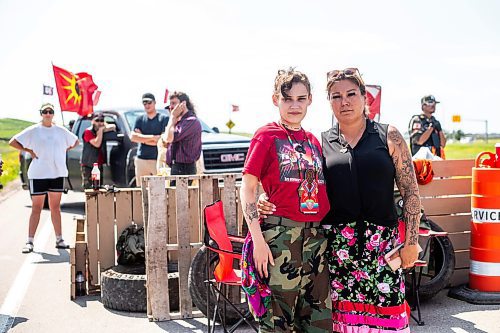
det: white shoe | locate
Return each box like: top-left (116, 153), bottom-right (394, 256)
top-left (22, 242), bottom-right (34, 253)
top-left (55, 239), bottom-right (70, 249)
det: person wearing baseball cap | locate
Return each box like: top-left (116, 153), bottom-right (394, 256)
top-left (408, 94), bottom-right (447, 158)
top-left (130, 93), bottom-right (169, 184)
top-left (9, 103), bottom-right (79, 253)
top-left (80, 112), bottom-right (116, 189)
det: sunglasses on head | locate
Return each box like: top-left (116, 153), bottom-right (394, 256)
top-left (143, 100), bottom-right (153, 105)
top-left (41, 109), bottom-right (54, 114)
top-left (326, 68), bottom-right (365, 86)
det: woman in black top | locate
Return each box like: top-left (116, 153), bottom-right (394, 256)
top-left (321, 68), bottom-right (420, 333)
top-left (259, 68), bottom-right (421, 332)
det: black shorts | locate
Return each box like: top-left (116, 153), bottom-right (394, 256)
top-left (29, 177), bottom-right (65, 196)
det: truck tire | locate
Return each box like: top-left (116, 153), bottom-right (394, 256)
top-left (407, 219), bottom-right (455, 301)
top-left (101, 265), bottom-right (147, 312)
top-left (188, 246), bottom-right (250, 324)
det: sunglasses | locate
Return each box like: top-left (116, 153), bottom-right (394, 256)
top-left (94, 119), bottom-right (105, 122)
top-left (41, 109), bottom-right (54, 114)
top-left (326, 68), bottom-right (365, 86)
top-left (143, 100), bottom-right (153, 105)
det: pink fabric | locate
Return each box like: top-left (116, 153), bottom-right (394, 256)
top-left (334, 300), bottom-right (407, 316)
top-left (332, 312), bottom-right (408, 329)
top-left (333, 323), bottom-right (411, 333)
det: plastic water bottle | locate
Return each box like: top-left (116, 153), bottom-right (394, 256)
top-left (91, 163), bottom-right (100, 190)
top-left (76, 271), bottom-right (86, 296)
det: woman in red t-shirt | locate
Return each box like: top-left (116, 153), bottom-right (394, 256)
top-left (240, 68), bottom-right (332, 332)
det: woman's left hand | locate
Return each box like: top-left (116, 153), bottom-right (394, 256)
top-left (399, 244), bottom-right (419, 269)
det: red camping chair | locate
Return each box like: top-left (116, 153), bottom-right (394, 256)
top-left (203, 200), bottom-right (258, 333)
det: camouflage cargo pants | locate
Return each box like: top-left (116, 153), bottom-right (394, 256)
top-left (258, 223), bottom-right (332, 333)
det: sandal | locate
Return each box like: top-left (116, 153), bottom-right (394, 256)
top-left (22, 242), bottom-right (34, 253)
top-left (55, 239), bottom-right (70, 249)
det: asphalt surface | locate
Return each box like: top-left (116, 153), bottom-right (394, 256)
top-left (0, 183), bottom-right (499, 333)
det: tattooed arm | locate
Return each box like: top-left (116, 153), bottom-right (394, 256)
top-left (240, 173), bottom-right (275, 277)
top-left (387, 125), bottom-right (421, 269)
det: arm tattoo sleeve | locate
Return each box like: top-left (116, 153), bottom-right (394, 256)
top-left (389, 127), bottom-right (421, 245)
top-left (244, 202), bottom-right (259, 226)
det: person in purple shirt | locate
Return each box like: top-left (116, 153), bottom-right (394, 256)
top-left (161, 91), bottom-right (202, 181)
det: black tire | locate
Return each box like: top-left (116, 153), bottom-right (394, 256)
top-left (101, 264), bottom-right (147, 312)
top-left (407, 219), bottom-right (455, 301)
top-left (188, 246), bottom-right (250, 324)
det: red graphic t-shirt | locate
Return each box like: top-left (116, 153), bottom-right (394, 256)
top-left (243, 122), bottom-right (330, 222)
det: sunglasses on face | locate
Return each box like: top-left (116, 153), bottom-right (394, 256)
top-left (326, 68), bottom-right (365, 86)
top-left (94, 119), bottom-right (105, 123)
top-left (143, 100), bottom-right (153, 105)
top-left (41, 110), bottom-right (54, 114)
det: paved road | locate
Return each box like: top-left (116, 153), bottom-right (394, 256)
top-left (0, 184), bottom-right (499, 333)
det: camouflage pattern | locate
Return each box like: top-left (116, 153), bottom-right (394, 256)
top-left (257, 223), bottom-right (332, 333)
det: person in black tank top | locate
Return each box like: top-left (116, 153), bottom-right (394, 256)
top-left (322, 68), bottom-right (421, 332)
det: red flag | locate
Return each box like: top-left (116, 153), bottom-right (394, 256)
top-left (232, 104), bottom-right (239, 112)
top-left (365, 85), bottom-right (381, 121)
top-left (76, 72), bottom-right (98, 116)
top-left (52, 65), bottom-right (99, 116)
top-left (164, 88), bottom-right (169, 103)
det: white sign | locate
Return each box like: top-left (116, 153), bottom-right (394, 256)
top-left (472, 208), bottom-right (500, 223)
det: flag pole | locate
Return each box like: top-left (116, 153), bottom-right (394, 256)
top-left (51, 61), bottom-right (66, 127)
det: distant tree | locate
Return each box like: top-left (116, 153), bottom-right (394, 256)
top-left (454, 130), bottom-right (465, 141)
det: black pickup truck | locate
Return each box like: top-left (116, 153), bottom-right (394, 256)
top-left (19, 108), bottom-right (250, 191)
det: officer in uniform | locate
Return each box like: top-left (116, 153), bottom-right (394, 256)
top-left (408, 94), bottom-right (447, 158)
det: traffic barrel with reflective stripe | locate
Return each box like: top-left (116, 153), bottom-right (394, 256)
top-left (470, 151), bottom-right (500, 291)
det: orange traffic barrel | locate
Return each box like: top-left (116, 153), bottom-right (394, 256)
top-left (470, 151), bottom-right (500, 292)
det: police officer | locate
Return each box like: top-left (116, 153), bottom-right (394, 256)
top-left (408, 94), bottom-right (447, 158)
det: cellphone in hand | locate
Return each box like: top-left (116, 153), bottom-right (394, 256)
top-left (384, 243), bottom-right (423, 271)
top-left (384, 243), bottom-right (404, 271)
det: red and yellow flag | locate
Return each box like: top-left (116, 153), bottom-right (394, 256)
top-left (52, 65), bottom-right (98, 116)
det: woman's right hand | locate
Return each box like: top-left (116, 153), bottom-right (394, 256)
top-left (257, 193), bottom-right (276, 218)
top-left (253, 237), bottom-right (275, 279)
top-left (26, 149), bottom-right (38, 159)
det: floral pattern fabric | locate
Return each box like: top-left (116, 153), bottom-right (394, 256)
top-left (325, 221), bottom-right (409, 333)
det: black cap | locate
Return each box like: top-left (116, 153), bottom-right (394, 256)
top-left (142, 93), bottom-right (155, 102)
top-left (92, 112), bottom-right (104, 120)
top-left (421, 95), bottom-right (440, 105)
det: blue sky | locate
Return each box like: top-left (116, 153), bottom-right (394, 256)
top-left (1, 0), bottom-right (499, 138)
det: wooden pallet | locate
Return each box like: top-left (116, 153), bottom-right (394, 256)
top-left (142, 174), bottom-right (245, 321)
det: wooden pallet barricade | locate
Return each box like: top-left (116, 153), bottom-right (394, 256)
top-left (142, 174), bottom-right (245, 321)
top-left (418, 159), bottom-right (474, 286)
top-left (84, 188), bottom-right (144, 289)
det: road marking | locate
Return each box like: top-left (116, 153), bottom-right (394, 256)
top-left (451, 328), bottom-right (469, 333)
top-left (0, 202), bottom-right (64, 333)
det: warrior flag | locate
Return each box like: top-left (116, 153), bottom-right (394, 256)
top-left (365, 85), bottom-right (381, 121)
top-left (52, 65), bottom-right (99, 116)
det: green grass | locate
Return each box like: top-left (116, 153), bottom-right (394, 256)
top-left (0, 118), bottom-right (33, 188)
top-left (0, 118), bottom-right (34, 140)
top-left (0, 140), bottom-right (20, 187)
top-left (444, 140), bottom-right (497, 160)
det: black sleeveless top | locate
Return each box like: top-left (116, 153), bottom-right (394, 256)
top-left (321, 119), bottom-right (398, 227)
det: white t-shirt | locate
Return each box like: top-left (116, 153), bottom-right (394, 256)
top-left (14, 123), bottom-right (78, 179)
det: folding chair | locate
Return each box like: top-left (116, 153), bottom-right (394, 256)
top-left (406, 227), bottom-right (449, 326)
top-left (203, 200), bottom-right (258, 333)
